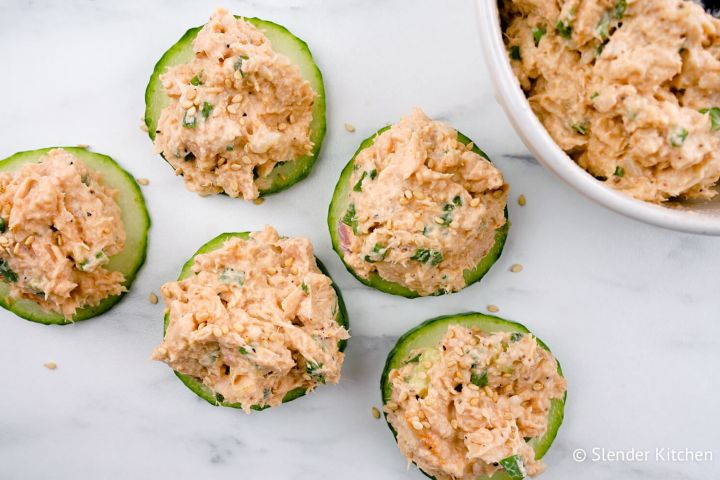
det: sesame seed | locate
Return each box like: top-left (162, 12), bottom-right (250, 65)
top-left (232, 94), bottom-right (243, 103)
top-left (434, 216), bottom-right (445, 224)
top-left (466, 142), bottom-right (475, 151)
top-left (470, 197), bottom-right (481, 207)
top-left (399, 197), bottom-right (409, 206)
top-left (43, 362), bottom-right (57, 370)
top-left (24, 235), bottom-right (34, 246)
top-left (230, 163), bottom-right (242, 171)
top-left (253, 198), bottom-right (265, 205)
top-left (450, 420), bottom-right (458, 429)
top-left (266, 267), bottom-right (277, 275)
top-left (284, 257), bottom-right (294, 267)
top-left (414, 191), bottom-right (425, 200)
top-left (137, 178), bottom-right (150, 186)
top-left (290, 266), bottom-right (298, 275)
top-left (404, 190), bottom-right (413, 199)
top-left (487, 304), bottom-right (499, 313)
top-left (186, 89), bottom-right (197, 100)
top-left (518, 194), bottom-right (526, 206)
top-left (371, 406), bottom-right (381, 419)
top-left (227, 103), bottom-right (239, 114)
top-left (213, 326), bottom-right (223, 337)
top-left (470, 397), bottom-right (479, 406)
top-left (412, 420), bottom-right (424, 430)
top-left (0, 236), bottom-right (7, 245)
top-left (386, 401), bottom-right (398, 411)
top-left (186, 106), bottom-right (197, 116)
top-left (510, 264), bottom-right (523, 273)
top-left (149, 292), bottom-right (158, 304)
top-left (533, 382), bottom-right (544, 391)
top-left (77, 144), bottom-right (90, 149)
top-left (278, 122), bottom-right (287, 131)
top-left (344, 123), bottom-right (356, 133)
top-left (13, 242), bottom-right (20, 255)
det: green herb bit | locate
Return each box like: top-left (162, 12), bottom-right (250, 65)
top-left (226, 145), bottom-right (234, 151)
top-left (301, 282), bottom-right (309, 294)
top-left (470, 370), bottom-right (488, 388)
top-left (669, 127), bottom-right (689, 147)
top-left (0, 217), bottom-right (6, 233)
top-left (452, 195), bottom-right (463, 206)
top-left (342, 204), bottom-right (359, 234)
top-left (215, 392), bottom-right (225, 403)
top-left (0, 259), bottom-right (17, 282)
top-left (182, 110), bottom-right (197, 129)
top-left (189, 73), bottom-right (203, 86)
top-left (80, 174), bottom-right (90, 186)
top-left (590, 91), bottom-right (600, 100)
top-left (306, 361), bottom-right (325, 384)
top-left (613, 0), bottom-right (627, 19)
top-left (234, 55), bottom-right (249, 77)
top-left (556, 20), bottom-right (572, 39)
top-left (500, 454), bottom-right (527, 480)
top-left (369, 169), bottom-right (378, 180)
top-left (700, 107), bottom-right (720, 132)
top-left (430, 251), bottom-right (443, 266)
top-left (614, 166), bottom-right (625, 177)
top-left (201, 101), bottom-right (214, 119)
top-left (532, 25), bottom-right (547, 46)
top-left (510, 332), bottom-right (524, 342)
top-left (596, 13), bottom-right (610, 41)
top-left (238, 346), bottom-right (250, 355)
top-left (219, 268), bottom-right (246, 286)
top-left (410, 248), bottom-right (431, 263)
top-left (509, 45), bottom-right (521, 61)
top-left (353, 171), bottom-right (368, 192)
top-left (364, 243), bottom-right (388, 263)
top-left (571, 121), bottom-right (588, 136)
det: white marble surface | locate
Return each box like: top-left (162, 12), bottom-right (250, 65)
top-left (0, 1), bottom-right (719, 479)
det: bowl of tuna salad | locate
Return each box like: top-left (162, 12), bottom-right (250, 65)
top-left (0, 147), bottom-right (150, 324)
top-left (381, 313), bottom-right (566, 479)
top-left (153, 226), bottom-right (349, 411)
top-left (145, 9), bottom-right (325, 201)
top-left (328, 108), bottom-right (509, 297)
top-left (477, 0), bottom-right (720, 234)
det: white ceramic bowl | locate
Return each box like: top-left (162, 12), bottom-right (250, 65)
top-left (476, 1), bottom-right (720, 235)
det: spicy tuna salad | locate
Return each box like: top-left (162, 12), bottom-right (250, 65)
top-left (502, 0), bottom-right (720, 203)
top-left (383, 323), bottom-right (566, 479)
top-left (152, 9), bottom-right (318, 200)
top-left (331, 109), bottom-right (508, 297)
top-left (152, 226), bottom-right (349, 411)
top-left (0, 148), bottom-right (126, 318)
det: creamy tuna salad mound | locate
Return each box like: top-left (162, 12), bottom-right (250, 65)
top-left (338, 109), bottom-right (508, 296)
top-left (0, 148), bottom-right (126, 318)
top-left (502, 0), bottom-right (720, 202)
top-left (154, 8), bottom-right (316, 199)
top-left (384, 325), bottom-right (566, 479)
top-left (152, 226), bottom-right (349, 412)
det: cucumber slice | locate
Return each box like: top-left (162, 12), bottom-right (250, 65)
top-left (380, 313), bottom-right (566, 479)
top-left (144, 17), bottom-right (326, 196)
top-left (0, 147), bottom-right (150, 325)
top-left (162, 231), bottom-right (349, 410)
top-left (328, 128), bottom-right (509, 298)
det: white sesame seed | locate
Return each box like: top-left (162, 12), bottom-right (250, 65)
top-left (487, 304), bottom-right (499, 313)
top-left (137, 178), bottom-right (150, 186)
top-left (470, 198), bottom-right (481, 207)
top-left (518, 194), bottom-right (527, 206)
top-left (344, 123), bottom-right (356, 133)
top-left (510, 264), bottom-right (523, 273)
top-left (149, 292), bottom-right (159, 304)
top-left (44, 362), bottom-right (57, 370)
top-left (371, 406), bottom-right (381, 419)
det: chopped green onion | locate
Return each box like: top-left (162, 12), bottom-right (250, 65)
top-left (411, 248), bottom-right (443, 266)
top-left (215, 392), bottom-right (225, 403)
top-left (470, 370), bottom-right (488, 388)
top-left (532, 25), bottom-right (547, 46)
top-left (452, 195), bottom-right (463, 206)
top-left (301, 282), bottom-right (309, 294)
top-left (590, 91), bottom-right (600, 100)
top-left (614, 166), bottom-right (625, 177)
top-left (364, 243), bottom-right (388, 263)
top-left (571, 121), bottom-right (588, 135)
top-left (201, 101), bottom-right (214, 119)
top-left (405, 353), bottom-right (422, 364)
top-left (238, 346), bottom-right (249, 355)
top-left (189, 73), bottom-right (203, 86)
top-left (234, 55), bottom-right (249, 77)
top-left (219, 268), bottom-right (245, 286)
top-left (613, 0), bottom-right (627, 19)
top-left (342, 204), bottom-right (359, 234)
top-left (430, 251), bottom-right (443, 266)
top-left (353, 171), bottom-right (368, 192)
top-left (182, 110), bottom-right (196, 129)
top-left (700, 107), bottom-right (720, 132)
top-left (510, 332), bottom-right (524, 342)
top-left (369, 169), bottom-right (378, 180)
top-left (669, 127), bottom-right (689, 147)
top-left (0, 218), bottom-right (6, 233)
top-left (596, 13), bottom-right (610, 41)
top-left (0, 259), bottom-right (17, 282)
top-left (556, 20), bottom-right (572, 39)
top-left (306, 361), bottom-right (325, 384)
top-left (509, 45), bottom-right (521, 61)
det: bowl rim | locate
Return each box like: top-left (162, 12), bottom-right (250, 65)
top-left (475, 1), bottom-right (720, 236)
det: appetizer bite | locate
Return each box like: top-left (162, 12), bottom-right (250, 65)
top-left (144, 9), bottom-right (326, 200)
top-left (0, 147), bottom-right (149, 324)
top-left (328, 109), bottom-right (509, 297)
top-left (381, 313), bottom-right (566, 480)
top-left (153, 227), bottom-right (349, 411)
top-left (501, 0), bottom-right (720, 203)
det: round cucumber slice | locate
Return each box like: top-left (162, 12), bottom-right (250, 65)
top-left (327, 128), bottom-right (509, 298)
top-left (380, 313), bottom-right (566, 480)
top-left (162, 231), bottom-right (349, 410)
top-left (144, 16), bottom-right (326, 196)
top-left (0, 147), bottom-right (150, 325)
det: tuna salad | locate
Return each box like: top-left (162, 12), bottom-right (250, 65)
top-left (152, 226), bottom-right (349, 412)
top-left (336, 109), bottom-right (508, 296)
top-left (502, 0), bottom-right (720, 202)
top-left (0, 148), bottom-right (126, 318)
top-left (153, 8), bottom-right (317, 200)
top-left (384, 324), bottom-right (566, 479)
